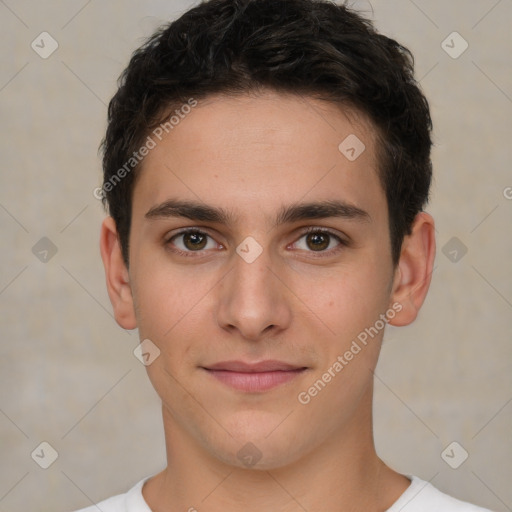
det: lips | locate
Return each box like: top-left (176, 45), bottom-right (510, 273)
top-left (204, 360), bottom-right (304, 372)
top-left (202, 360), bottom-right (308, 392)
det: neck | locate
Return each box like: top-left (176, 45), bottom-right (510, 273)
top-left (143, 385), bottom-right (410, 512)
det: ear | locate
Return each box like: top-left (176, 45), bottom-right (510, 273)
top-left (99, 217), bottom-right (137, 330)
top-left (388, 212), bottom-right (436, 327)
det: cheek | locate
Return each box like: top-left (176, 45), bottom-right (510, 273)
top-left (293, 268), bottom-right (389, 412)
top-left (130, 236), bottom-right (219, 334)
top-left (130, 257), bottom-right (224, 397)
top-left (289, 261), bottom-right (391, 341)
top-left (132, 276), bottom-right (177, 339)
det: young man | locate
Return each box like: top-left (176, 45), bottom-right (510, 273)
top-left (78, 0), bottom-right (492, 510)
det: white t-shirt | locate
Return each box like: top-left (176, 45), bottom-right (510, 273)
top-left (73, 475), bottom-right (493, 511)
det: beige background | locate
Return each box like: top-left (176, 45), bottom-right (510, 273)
top-left (1, 1), bottom-right (511, 511)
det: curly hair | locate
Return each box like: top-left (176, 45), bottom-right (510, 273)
top-left (100, 0), bottom-right (433, 265)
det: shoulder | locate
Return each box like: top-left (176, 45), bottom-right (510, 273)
top-left (387, 476), bottom-right (494, 512)
top-left (72, 493), bottom-right (125, 512)
top-left (71, 477), bottom-right (151, 512)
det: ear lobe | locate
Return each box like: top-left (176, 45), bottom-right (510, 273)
top-left (99, 217), bottom-right (137, 330)
top-left (388, 212), bottom-right (436, 327)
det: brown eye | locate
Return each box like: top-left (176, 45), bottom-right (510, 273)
top-left (292, 229), bottom-right (344, 254)
top-left (169, 230), bottom-right (217, 253)
top-left (182, 232), bottom-right (208, 250)
top-left (306, 232), bottom-right (330, 251)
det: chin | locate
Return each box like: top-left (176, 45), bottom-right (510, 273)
top-left (204, 415), bottom-right (312, 471)
top-left (217, 442), bottom-right (306, 471)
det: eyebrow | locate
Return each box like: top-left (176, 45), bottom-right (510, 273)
top-left (144, 199), bottom-right (370, 226)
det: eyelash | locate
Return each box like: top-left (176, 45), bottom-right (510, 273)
top-left (165, 226), bottom-right (347, 258)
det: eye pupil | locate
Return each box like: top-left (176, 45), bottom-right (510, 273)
top-left (306, 232), bottom-right (329, 251)
top-left (177, 231), bottom-right (336, 253)
top-left (184, 232), bottom-right (207, 250)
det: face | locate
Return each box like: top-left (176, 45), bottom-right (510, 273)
top-left (123, 91), bottom-right (400, 469)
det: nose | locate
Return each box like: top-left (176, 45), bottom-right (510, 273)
top-left (216, 245), bottom-right (293, 341)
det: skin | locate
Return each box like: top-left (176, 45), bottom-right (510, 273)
top-left (100, 90), bottom-right (436, 512)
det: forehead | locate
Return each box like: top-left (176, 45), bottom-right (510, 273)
top-left (132, 91), bottom-right (386, 224)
